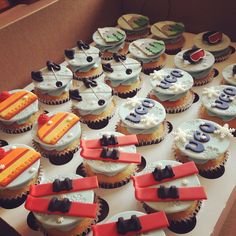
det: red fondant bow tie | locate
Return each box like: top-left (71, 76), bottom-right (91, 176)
top-left (132, 161), bottom-right (198, 188)
top-left (30, 176), bottom-right (98, 197)
top-left (80, 148), bottom-right (141, 164)
top-left (92, 211), bottom-right (169, 236)
top-left (81, 134), bottom-right (138, 149)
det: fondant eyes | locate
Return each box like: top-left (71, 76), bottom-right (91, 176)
top-left (46, 61), bottom-right (61, 71)
top-left (38, 114), bottom-right (50, 126)
top-left (0, 148), bottom-right (5, 159)
top-left (31, 71), bottom-right (43, 82)
top-left (65, 49), bottom-right (75, 59)
top-left (0, 91), bottom-right (11, 102)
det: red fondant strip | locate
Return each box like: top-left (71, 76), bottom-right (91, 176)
top-left (92, 211), bottom-right (169, 236)
top-left (135, 187), bottom-right (207, 202)
top-left (25, 196), bottom-right (98, 218)
top-left (80, 135), bottom-right (138, 149)
top-left (80, 149), bottom-right (141, 164)
top-left (132, 161), bottom-right (198, 188)
top-left (30, 176), bottom-right (98, 197)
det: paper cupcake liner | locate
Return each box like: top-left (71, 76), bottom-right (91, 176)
top-left (73, 71), bottom-right (104, 81)
top-left (0, 165), bottom-right (43, 209)
top-left (165, 47), bottom-right (182, 55)
top-left (32, 140), bottom-right (79, 165)
top-left (143, 65), bottom-right (164, 75)
top-left (117, 87), bottom-right (141, 99)
top-left (215, 47), bottom-right (233, 63)
top-left (38, 96), bottom-right (70, 105)
top-left (193, 69), bottom-right (215, 86)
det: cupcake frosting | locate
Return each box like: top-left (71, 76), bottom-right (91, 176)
top-left (0, 144), bottom-right (41, 191)
top-left (104, 57), bottom-right (142, 87)
top-left (222, 64), bottom-right (236, 86)
top-left (150, 68), bottom-right (193, 102)
top-left (174, 49), bottom-right (215, 73)
top-left (33, 174), bottom-right (94, 232)
top-left (129, 38), bottom-right (165, 63)
top-left (173, 119), bottom-right (231, 163)
top-left (139, 160), bottom-right (200, 213)
top-left (93, 27), bottom-right (126, 52)
top-left (118, 97), bottom-right (166, 134)
top-left (71, 82), bottom-right (113, 116)
top-left (32, 112), bottom-right (81, 151)
top-left (201, 85), bottom-right (236, 121)
top-left (107, 211), bottom-right (166, 236)
top-left (0, 89), bottom-right (39, 125)
top-left (32, 64), bottom-right (73, 96)
top-left (66, 45), bottom-right (101, 73)
top-left (82, 131), bottom-right (137, 176)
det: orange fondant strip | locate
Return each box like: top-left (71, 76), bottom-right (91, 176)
top-left (0, 149), bottom-right (41, 187)
top-left (0, 91), bottom-right (37, 120)
top-left (0, 148), bottom-right (28, 170)
top-left (38, 113), bottom-right (79, 145)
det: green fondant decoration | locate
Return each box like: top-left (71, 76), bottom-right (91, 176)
top-left (161, 22), bottom-right (185, 37)
top-left (106, 31), bottom-right (125, 43)
top-left (132, 16), bottom-right (149, 29)
top-left (146, 41), bottom-right (165, 55)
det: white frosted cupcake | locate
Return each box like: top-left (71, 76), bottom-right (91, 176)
top-left (222, 64), bottom-right (236, 86)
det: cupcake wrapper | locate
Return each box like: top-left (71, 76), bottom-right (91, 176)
top-left (32, 140), bottom-right (79, 165)
top-left (0, 123), bottom-right (33, 134)
top-left (165, 47), bottom-right (182, 55)
top-left (0, 165), bottom-right (43, 209)
top-left (143, 65), bottom-right (164, 75)
top-left (38, 97), bottom-right (70, 105)
top-left (73, 71), bottom-right (104, 81)
top-left (117, 87), bottom-right (141, 99)
top-left (193, 69), bottom-right (215, 86)
top-left (215, 47), bottom-right (232, 63)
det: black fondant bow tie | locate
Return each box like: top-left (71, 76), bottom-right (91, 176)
top-left (31, 71), bottom-right (43, 82)
top-left (117, 215), bottom-right (142, 234)
top-left (101, 148), bottom-right (119, 160)
top-left (46, 61), bottom-right (61, 71)
top-left (48, 197), bottom-right (72, 213)
top-left (102, 63), bottom-right (114, 73)
top-left (77, 40), bottom-right (90, 50)
top-left (152, 165), bottom-right (175, 181)
top-left (52, 178), bottom-right (73, 192)
top-left (69, 89), bottom-right (82, 101)
top-left (158, 185), bottom-right (179, 199)
top-left (100, 135), bottom-right (118, 146)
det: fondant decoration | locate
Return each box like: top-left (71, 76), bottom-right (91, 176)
top-left (135, 186), bottom-right (207, 202)
top-left (92, 212), bottom-right (169, 236)
top-left (25, 195), bottom-right (97, 218)
top-left (214, 124), bottom-right (235, 138)
top-left (64, 49), bottom-right (75, 59)
top-left (102, 63), bottom-right (114, 73)
top-left (132, 161), bottom-right (198, 188)
top-left (173, 128), bottom-right (192, 144)
top-left (113, 53), bottom-right (132, 75)
top-left (83, 78), bottom-right (97, 88)
top-left (69, 89), bottom-right (82, 101)
top-left (202, 31), bottom-right (222, 44)
top-left (81, 134), bottom-right (138, 149)
top-left (140, 114), bottom-right (158, 126)
top-left (98, 28), bottom-right (125, 43)
top-left (46, 61), bottom-right (63, 87)
top-left (202, 87), bottom-right (220, 98)
top-left (38, 114), bottom-right (50, 126)
top-left (77, 40), bottom-right (93, 62)
top-left (121, 15), bottom-right (149, 29)
top-left (81, 148), bottom-right (141, 163)
top-left (0, 91), bottom-right (37, 120)
top-left (158, 22), bottom-right (184, 37)
top-left (30, 176), bottom-right (98, 197)
top-left (0, 147), bottom-right (41, 187)
top-left (0, 91), bottom-right (11, 102)
top-left (37, 112), bottom-right (80, 145)
top-left (183, 48), bottom-right (205, 64)
top-left (31, 71), bottom-right (43, 82)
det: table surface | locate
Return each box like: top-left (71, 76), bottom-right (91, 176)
top-left (1, 32), bottom-right (236, 236)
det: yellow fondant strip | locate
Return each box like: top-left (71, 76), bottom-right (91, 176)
top-left (0, 92), bottom-right (37, 120)
top-left (0, 149), bottom-right (41, 187)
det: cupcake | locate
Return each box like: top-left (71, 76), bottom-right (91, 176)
top-left (92, 27), bottom-right (128, 60)
top-left (129, 38), bottom-right (166, 74)
top-left (80, 131), bottom-right (141, 189)
top-left (103, 53), bottom-right (142, 98)
top-left (194, 31), bottom-right (232, 62)
top-left (70, 80), bottom-right (115, 129)
top-left (25, 175), bottom-right (100, 236)
top-left (92, 211), bottom-right (169, 236)
top-left (0, 144), bottom-right (42, 209)
top-left (0, 89), bottom-right (41, 134)
top-left (116, 97), bottom-right (168, 146)
top-left (151, 21), bottom-right (185, 54)
top-left (174, 48), bottom-right (215, 86)
top-left (149, 68), bottom-right (194, 113)
top-left (199, 85), bottom-right (236, 128)
top-left (65, 40), bottom-right (103, 84)
top-left (31, 61), bottom-right (73, 105)
top-left (173, 119), bottom-right (233, 178)
top-left (132, 160), bottom-right (207, 233)
top-left (222, 64), bottom-right (236, 86)
top-left (32, 112), bottom-right (81, 165)
top-left (117, 14), bottom-right (150, 42)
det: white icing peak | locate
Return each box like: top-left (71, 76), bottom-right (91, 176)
top-left (57, 217), bottom-right (64, 224)
top-left (202, 87), bottom-right (220, 98)
top-left (169, 83), bottom-right (186, 92)
top-left (173, 128), bottom-right (192, 144)
top-left (126, 97), bottom-right (142, 108)
top-left (141, 114), bottom-right (158, 126)
top-left (214, 124), bottom-right (235, 139)
top-left (150, 70), bottom-right (167, 81)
